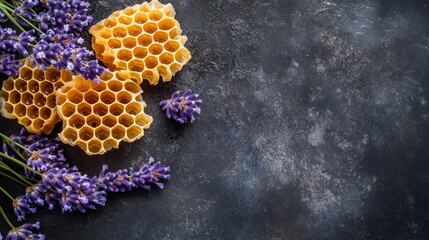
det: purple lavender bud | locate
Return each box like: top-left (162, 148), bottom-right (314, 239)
top-left (160, 89), bottom-right (202, 123)
top-left (0, 53), bottom-right (21, 76)
top-left (25, 184), bottom-right (47, 206)
top-left (12, 196), bottom-right (36, 221)
top-left (5, 221), bottom-right (44, 240)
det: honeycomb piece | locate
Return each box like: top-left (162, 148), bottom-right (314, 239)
top-left (90, 0), bottom-right (191, 85)
top-left (0, 58), bottom-right (72, 134)
top-left (56, 71), bottom-right (153, 155)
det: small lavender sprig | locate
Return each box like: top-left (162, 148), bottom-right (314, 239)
top-left (160, 89), bottom-right (202, 124)
top-left (4, 221), bottom-right (44, 240)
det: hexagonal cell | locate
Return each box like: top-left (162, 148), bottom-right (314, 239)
top-left (141, 70), bottom-right (154, 81)
top-left (127, 25), bottom-right (142, 36)
top-left (109, 103), bottom-right (124, 116)
top-left (21, 117), bottom-right (31, 127)
top-left (33, 69), bottom-right (45, 81)
top-left (3, 79), bottom-right (14, 91)
top-left (127, 126), bottom-right (143, 139)
top-left (149, 9), bottom-right (163, 21)
top-left (104, 16), bottom-right (117, 27)
top-left (95, 126), bottom-right (110, 141)
top-left (93, 103), bottom-right (108, 116)
top-left (113, 26), bottom-right (127, 38)
top-left (60, 85), bottom-right (71, 94)
top-left (107, 80), bottom-right (123, 92)
top-left (157, 65), bottom-right (170, 79)
top-left (77, 102), bottom-right (92, 116)
top-left (20, 67), bottom-right (33, 80)
top-left (137, 34), bottom-right (152, 46)
top-left (34, 93), bottom-right (46, 107)
top-left (159, 52), bottom-right (174, 65)
top-left (75, 79), bottom-right (91, 92)
top-left (27, 106), bottom-right (39, 119)
top-left (118, 15), bottom-right (132, 25)
top-left (46, 68), bottom-right (61, 82)
top-left (101, 91), bottom-right (115, 105)
top-left (15, 79), bottom-right (27, 92)
top-left (33, 119), bottom-right (44, 130)
top-left (28, 80), bottom-right (39, 93)
top-left (144, 56), bottom-right (158, 69)
top-left (102, 115), bottom-right (117, 128)
top-left (123, 6), bottom-right (137, 16)
top-left (128, 59), bottom-right (145, 72)
top-left (126, 102), bottom-right (142, 115)
top-left (47, 95), bottom-right (56, 108)
top-left (9, 90), bottom-right (21, 104)
top-left (61, 70), bottom-right (73, 82)
top-left (135, 114), bottom-right (151, 126)
top-left (119, 114), bottom-right (134, 127)
top-left (133, 47), bottom-right (148, 59)
top-left (70, 115), bottom-right (85, 129)
top-left (79, 126), bottom-right (94, 141)
top-left (99, 29), bottom-right (112, 39)
top-left (164, 40), bottom-right (180, 52)
top-left (112, 126), bottom-right (125, 140)
top-left (67, 89), bottom-right (83, 104)
top-left (40, 81), bottom-right (54, 95)
top-left (14, 104), bottom-right (26, 117)
top-left (88, 140), bottom-right (102, 154)
top-left (54, 81), bottom-right (65, 90)
top-left (153, 31), bottom-right (169, 43)
top-left (103, 139), bottom-right (118, 152)
top-left (134, 12), bottom-right (148, 24)
top-left (84, 91), bottom-right (99, 104)
top-left (61, 102), bottom-right (76, 118)
top-left (117, 91), bottom-right (132, 104)
top-left (139, 3), bottom-right (152, 12)
top-left (2, 102), bottom-right (13, 114)
top-left (170, 63), bottom-right (182, 74)
top-left (63, 127), bottom-right (78, 142)
top-left (149, 43), bottom-right (163, 55)
top-left (123, 37), bottom-right (137, 48)
top-left (86, 115), bottom-right (101, 128)
top-left (92, 81), bottom-right (107, 92)
top-left (143, 22), bottom-right (158, 34)
top-left (75, 141), bottom-right (87, 152)
top-left (169, 27), bottom-right (181, 38)
top-left (40, 107), bottom-right (52, 120)
top-left (118, 49), bottom-right (133, 61)
top-left (158, 18), bottom-right (175, 30)
top-left (108, 39), bottom-right (122, 49)
top-left (175, 49), bottom-right (190, 64)
top-left (124, 82), bottom-right (140, 94)
top-left (116, 61), bottom-right (128, 70)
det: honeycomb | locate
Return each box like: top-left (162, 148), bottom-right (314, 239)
top-left (0, 58), bottom-right (72, 134)
top-left (56, 71), bottom-right (153, 155)
top-left (89, 0), bottom-right (191, 85)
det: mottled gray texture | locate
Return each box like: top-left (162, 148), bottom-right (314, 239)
top-left (1, 0), bottom-right (429, 239)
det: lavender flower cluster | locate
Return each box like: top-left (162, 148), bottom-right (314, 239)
top-left (2, 129), bottom-right (170, 222)
top-left (0, 222), bottom-right (44, 240)
top-left (160, 89), bottom-right (202, 124)
top-left (0, 0), bottom-right (106, 81)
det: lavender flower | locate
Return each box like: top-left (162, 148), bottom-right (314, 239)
top-left (5, 222), bottom-right (44, 240)
top-left (0, 28), bottom-right (33, 56)
top-left (0, 54), bottom-right (21, 76)
top-left (160, 89), bottom-right (202, 123)
top-left (12, 196), bottom-right (36, 222)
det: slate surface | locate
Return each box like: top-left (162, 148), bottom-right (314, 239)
top-left (1, 0), bottom-right (429, 239)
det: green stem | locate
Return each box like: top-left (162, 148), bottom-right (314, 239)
top-left (0, 162), bottom-right (34, 186)
top-left (0, 0), bottom-right (16, 9)
top-left (0, 151), bottom-right (41, 176)
top-left (0, 2), bottom-right (43, 34)
top-left (0, 205), bottom-right (14, 229)
top-left (0, 4), bottom-right (25, 32)
top-left (0, 186), bottom-right (14, 201)
top-left (3, 138), bottom-right (27, 162)
top-left (0, 133), bottom-right (32, 154)
top-left (0, 171), bottom-right (28, 187)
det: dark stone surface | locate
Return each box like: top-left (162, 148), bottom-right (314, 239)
top-left (1, 0), bottom-right (429, 239)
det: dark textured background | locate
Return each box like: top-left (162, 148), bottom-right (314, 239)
top-left (1, 0), bottom-right (429, 239)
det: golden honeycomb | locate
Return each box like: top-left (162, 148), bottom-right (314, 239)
top-left (56, 71), bottom-right (153, 155)
top-left (89, 0), bottom-right (191, 85)
top-left (0, 58), bottom-right (72, 134)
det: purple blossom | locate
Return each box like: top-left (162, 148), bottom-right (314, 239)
top-left (0, 54), bottom-right (21, 76)
top-left (12, 196), bottom-right (36, 222)
top-left (160, 89), bottom-right (202, 123)
top-left (5, 222), bottom-right (44, 240)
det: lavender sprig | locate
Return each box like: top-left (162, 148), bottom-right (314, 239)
top-left (160, 89), bottom-right (202, 124)
top-left (4, 221), bottom-right (44, 240)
